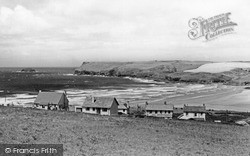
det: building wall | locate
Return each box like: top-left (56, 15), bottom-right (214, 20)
top-left (34, 105), bottom-right (49, 110)
top-left (75, 106), bottom-right (83, 112)
top-left (100, 108), bottom-right (110, 115)
top-left (69, 105), bottom-right (76, 112)
top-left (82, 107), bottom-right (98, 114)
top-left (34, 104), bottom-right (61, 110)
top-left (118, 109), bottom-right (128, 114)
top-left (179, 112), bottom-right (206, 120)
top-left (58, 94), bottom-right (69, 110)
top-left (145, 110), bottom-right (173, 118)
top-left (109, 100), bottom-right (118, 115)
top-left (81, 107), bottom-right (111, 115)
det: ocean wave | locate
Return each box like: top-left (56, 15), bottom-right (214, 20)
top-left (123, 77), bottom-right (165, 84)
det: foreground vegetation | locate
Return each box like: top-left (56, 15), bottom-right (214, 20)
top-left (0, 106), bottom-right (249, 156)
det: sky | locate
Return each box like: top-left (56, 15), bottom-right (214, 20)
top-left (0, 0), bottom-right (250, 67)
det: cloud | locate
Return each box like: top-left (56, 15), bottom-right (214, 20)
top-left (0, 5), bottom-right (50, 34)
top-left (0, 0), bottom-right (250, 67)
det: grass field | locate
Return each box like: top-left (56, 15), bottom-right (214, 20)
top-left (0, 106), bottom-right (249, 156)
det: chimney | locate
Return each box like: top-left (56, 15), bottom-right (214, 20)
top-left (92, 96), bottom-right (96, 103)
top-left (164, 101), bottom-right (167, 105)
top-left (64, 90), bottom-right (67, 97)
top-left (124, 103), bottom-right (127, 108)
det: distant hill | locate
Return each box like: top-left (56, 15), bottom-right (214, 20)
top-left (75, 61), bottom-right (250, 85)
top-left (76, 61), bottom-right (208, 72)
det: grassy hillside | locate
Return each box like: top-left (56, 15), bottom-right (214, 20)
top-left (76, 61), bottom-right (208, 73)
top-left (0, 106), bottom-right (249, 156)
top-left (74, 61), bottom-right (235, 84)
top-left (75, 61), bottom-right (250, 85)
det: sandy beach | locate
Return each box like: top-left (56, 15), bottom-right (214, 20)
top-left (1, 82), bottom-right (249, 112)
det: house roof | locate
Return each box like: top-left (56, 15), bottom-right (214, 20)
top-left (34, 92), bottom-right (67, 105)
top-left (118, 103), bottom-right (127, 109)
top-left (183, 105), bottom-right (206, 113)
top-left (145, 101), bottom-right (173, 111)
top-left (117, 100), bottom-right (129, 109)
top-left (173, 107), bottom-right (184, 114)
top-left (82, 97), bottom-right (118, 108)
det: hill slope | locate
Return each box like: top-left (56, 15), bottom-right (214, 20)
top-left (76, 61), bottom-right (208, 73)
top-left (75, 61), bottom-right (231, 84)
top-left (75, 61), bottom-right (250, 85)
top-left (0, 106), bottom-right (249, 156)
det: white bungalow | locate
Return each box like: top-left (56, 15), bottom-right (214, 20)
top-left (145, 101), bottom-right (174, 119)
top-left (118, 102), bottom-right (129, 114)
top-left (34, 91), bottom-right (69, 110)
top-left (178, 104), bottom-right (206, 121)
top-left (79, 96), bottom-right (119, 116)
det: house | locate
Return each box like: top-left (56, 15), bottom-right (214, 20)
top-left (178, 104), bottom-right (206, 121)
top-left (34, 91), bottom-right (69, 110)
top-left (173, 107), bottom-right (184, 118)
top-left (173, 107), bottom-right (184, 114)
top-left (80, 96), bottom-right (119, 115)
top-left (118, 101), bottom-right (130, 114)
top-left (145, 101), bottom-right (174, 119)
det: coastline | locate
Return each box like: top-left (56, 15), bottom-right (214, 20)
top-left (1, 82), bottom-right (249, 112)
top-left (0, 68), bottom-right (250, 112)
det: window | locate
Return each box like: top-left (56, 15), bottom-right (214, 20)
top-left (123, 109), bottom-right (125, 112)
top-left (76, 108), bottom-right (82, 112)
top-left (42, 105), bottom-right (45, 108)
top-left (165, 111), bottom-right (167, 113)
top-left (160, 111), bottom-right (162, 114)
top-left (194, 113), bottom-right (197, 116)
top-left (102, 108), bottom-right (107, 112)
top-left (168, 111), bottom-right (171, 114)
top-left (93, 108), bottom-right (95, 111)
top-left (186, 112), bottom-right (189, 115)
top-left (149, 111), bottom-right (152, 114)
top-left (86, 107), bottom-right (90, 111)
top-left (155, 111), bottom-right (158, 114)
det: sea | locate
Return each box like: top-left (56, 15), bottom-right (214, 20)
top-left (0, 67), bottom-right (249, 112)
top-left (0, 67), bottom-right (167, 106)
top-left (0, 67), bottom-right (76, 74)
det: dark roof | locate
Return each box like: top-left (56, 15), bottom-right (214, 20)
top-left (183, 105), bottom-right (206, 113)
top-left (117, 100), bottom-right (129, 109)
top-left (145, 101), bottom-right (173, 111)
top-left (34, 92), bottom-right (67, 105)
top-left (82, 97), bottom-right (118, 108)
top-left (173, 107), bottom-right (184, 114)
top-left (118, 104), bottom-right (128, 109)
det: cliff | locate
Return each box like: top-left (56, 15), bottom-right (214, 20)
top-left (75, 61), bottom-right (250, 85)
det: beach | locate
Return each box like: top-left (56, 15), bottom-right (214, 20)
top-left (1, 80), bottom-right (250, 112)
